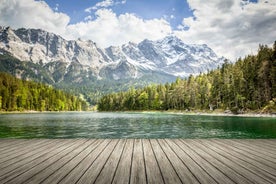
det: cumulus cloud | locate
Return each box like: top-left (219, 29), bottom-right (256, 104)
top-left (0, 0), bottom-right (170, 48)
top-left (174, 0), bottom-right (276, 60)
top-left (1, 0), bottom-right (275, 60)
top-left (85, 0), bottom-right (127, 13)
top-left (85, 0), bottom-right (114, 13)
top-left (65, 9), bottom-right (172, 47)
top-left (0, 0), bottom-right (69, 35)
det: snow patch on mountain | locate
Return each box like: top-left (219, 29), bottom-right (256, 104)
top-left (0, 27), bottom-right (226, 81)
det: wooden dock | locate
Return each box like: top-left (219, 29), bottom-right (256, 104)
top-left (0, 139), bottom-right (275, 184)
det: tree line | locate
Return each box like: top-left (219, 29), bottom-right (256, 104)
top-left (98, 42), bottom-right (276, 113)
top-left (0, 72), bottom-right (87, 111)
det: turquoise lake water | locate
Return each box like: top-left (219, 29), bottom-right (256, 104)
top-left (0, 112), bottom-right (275, 139)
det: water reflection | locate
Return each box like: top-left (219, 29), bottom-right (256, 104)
top-left (0, 112), bottom-right (275, 138)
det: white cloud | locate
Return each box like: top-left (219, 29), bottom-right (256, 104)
top-left (0, 0), bottom-right (69, 35)
top-left (174, 0), bottom-right (276, 60)
top-left (0, 0), bottom-right (170, 48)
top-left (84, 15), bottom-right (93, 22)
top-left (1, 0), bottom-right (275, 60)
top-left (85, 0), bottom-right (114, 13)
top-left (54, 3), bottom-right (59, 11)
top-left (85, 0), bottom-right (127, 13)
top-left (65, 9), bottom-right (172, 47)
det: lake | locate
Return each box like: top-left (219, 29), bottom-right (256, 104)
top-left (0, 112), bottom-right (275, 139)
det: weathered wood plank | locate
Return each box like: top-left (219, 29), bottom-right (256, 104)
top-left (241, 140), bottom-right (276, 154)
top-left (3, 139), bottom-right (87, 184)
top-left (112, 139), bottom-right (133, 184)
top-left (142, 139), bottom-right (164, 184)
top-left (0, 139), bottom-right (275, 184)
top-left (196, 139), bottom-right (276, 183)
top-left (261, 139), bottom-right (276, 146)
top-left (23, 139), bottom-right (96, 184)
top-left (0, 139), bottom-right (26, 150)
top-left (0, 139), bottom-right (49, 160)
top-left (224, 140), bottom-right (276, 163)
top-left (40, 139), bottom-right (101, 184)
top-left (76, 139), bottom-right (119, 184)
top-left (169, 140), bottom-right (217, 184)
top-left (179, 140), bottom-right (240, 183)
top-left (211, 139), bottom-right (276, 176)
top-left (129, 139), bottom-right (147, 184)
top-left (0, 139), bottom-right (66, 178)
top-left (150, 139), bottom-right (182, 184)
top-left (184, 139), bottom-right (271, 184)
top-left (0, 139), bottom-right (43, 153)
top-left (0, 139), bottom-right (58, 168)
top-left (0, 139), bottom-right (78, 182)
top-left (94, 139), bottom-right (126, 184)
top-left (58, 139), bottom-right (111, 184)
top-left (158, 139), bottom-right (200, 184)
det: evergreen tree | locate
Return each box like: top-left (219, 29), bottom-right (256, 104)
top-left (98, 42), bottom-right (276, 113)
top-left (0, 72), bottom-right (88, 111)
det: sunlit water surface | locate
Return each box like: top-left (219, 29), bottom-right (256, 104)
top-left (0, 112), bottom-right (275, 138)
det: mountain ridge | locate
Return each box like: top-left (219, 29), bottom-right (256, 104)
top-left (0, 26), bottom-right (226, 82)
top-left (0, 26), bottom-right (226, 104)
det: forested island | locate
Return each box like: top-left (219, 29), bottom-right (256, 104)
top-left (98, 43), bottom-right (276, 114)
top-left (0, 72), bottom-right (87, 111)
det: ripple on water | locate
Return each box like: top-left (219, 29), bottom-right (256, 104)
top-left (0, 112), bottom-right (275, 138)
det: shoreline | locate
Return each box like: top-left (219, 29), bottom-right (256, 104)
top-left (1, 110), bottom-right (276, 118)
top-left (132, 110), bottom-right (276, 118)
top-left (165, 111), bottom-right (276, 118)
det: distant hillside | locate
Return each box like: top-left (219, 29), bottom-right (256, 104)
top-left (98, 42), bottom-right (276, 113)
top-left (0, 72), bottom-right (87, 111)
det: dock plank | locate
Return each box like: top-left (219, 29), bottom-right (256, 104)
top-left (40, 139), bottom-right (101, 184)
top-left (129, 139), bottom-right (147, 184)
top-left (180, 139), bottom-right (254, 183)
top-left (0, 139), bottom-right (49, 160)
top-left (196, 139), bottom-right (276, 183)
top-left (0, 139), bottom-right (27, 150)
top-left (143, 139), bottom-right (164, 184)
top-left (0, 139), bottom-right (59, 169)
top-left (112, 139), bottom-right (133, 184)
top-left (0, 139), bottom-right (66, 178)
top-left (58, 139), bottom-right (111, 184)
top-left (164, 139), bottom-right (215, 184)
top-left (224, 140), bottom-right (276, 163)
top-left (94, 139), bottom-right (126, 184)
top-left (158, 139), bottom-right (200, 184)
top-left (185, 139), bottom-right (271, 184)
top-left (76, 139), bottom-right (119, 184)
top-left (3, 139), bottom-right (87, 184)
top-left (0, 139), bottom-right (275, 184)
top-left (241, 139), bottom-right (276, 155)
top-left (211, 139), bottom-right (276, 176)
top-left (23, 139), bottom-right (96, 184)
top-left (150, 139), bottom-right (182, 184)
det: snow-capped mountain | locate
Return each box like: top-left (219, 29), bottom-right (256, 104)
top-left (0, 27), bottom-right (225, 83)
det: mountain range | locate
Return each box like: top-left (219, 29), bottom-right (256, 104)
top-left (0, 26), bottom-right (226, 104)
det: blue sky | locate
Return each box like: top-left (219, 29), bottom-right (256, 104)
top-left (0, 0), bottom-right (275, 60)
top-left (45, 0), bottom-right (192, 29)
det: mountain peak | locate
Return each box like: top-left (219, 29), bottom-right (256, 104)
top-left (0, 27), bottom-right (226, 81)
top-left (161, 35), bottom-right (183, 43)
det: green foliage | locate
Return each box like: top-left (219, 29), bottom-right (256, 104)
top-left (0, 72), bottom-right (87, 111)
top-left (98, 43), bottom-right (276, 113)
top-left (0, 53), bottom-right (176, 105)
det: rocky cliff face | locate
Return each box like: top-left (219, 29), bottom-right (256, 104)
top-left (0, 27), bottom-right (225, 83)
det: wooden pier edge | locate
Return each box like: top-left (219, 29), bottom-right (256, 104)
top-left (0, 139), bottom-right (275, 184)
